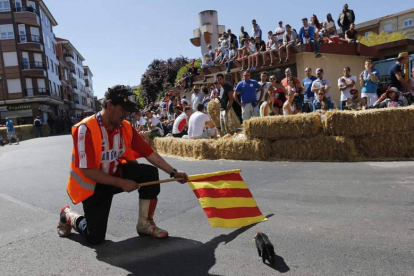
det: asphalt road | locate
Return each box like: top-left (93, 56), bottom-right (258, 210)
top-left (0, 135), bottom-right (413, 276)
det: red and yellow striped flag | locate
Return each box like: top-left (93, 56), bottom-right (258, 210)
top-left (188, 169), bottom-right (267, 228)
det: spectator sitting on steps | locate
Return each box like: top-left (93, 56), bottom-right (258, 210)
top-left (283, 88), bottom-right (298, 116)
top-left (313, 88), bottom-right (332, 113)
top-left (172, 106), bottom-right (193, 138)
top-left (188, 103), bottom-right (217, 139)
top-left (140, 110), bottom-right (164, 144)
top-left (373, 87), bottom-right (409, 108)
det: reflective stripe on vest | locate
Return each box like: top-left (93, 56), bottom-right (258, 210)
top-left (66, 115), bottom-right (134, 204)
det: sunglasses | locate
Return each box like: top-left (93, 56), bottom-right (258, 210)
top-left (351, 91), bottom-right (358, 95)
top-left (318, 93), bottom-right (324, 95)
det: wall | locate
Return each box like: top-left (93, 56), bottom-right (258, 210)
top-left (296, 52), bottom-right (368, 105)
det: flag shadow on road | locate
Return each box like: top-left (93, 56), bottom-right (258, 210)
top-left (69, 214), bottom-right (288, 275)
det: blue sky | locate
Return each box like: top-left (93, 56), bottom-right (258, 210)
top-left (45, 0), bottom-right (413, 98)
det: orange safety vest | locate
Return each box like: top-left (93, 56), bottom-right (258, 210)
top-left (66, 115), bottom-right (136, 204)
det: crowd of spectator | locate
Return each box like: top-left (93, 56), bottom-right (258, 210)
top-left (132, 51), bottom-right (413, 143)
top-left (198, 4), bottom-right (360, 72)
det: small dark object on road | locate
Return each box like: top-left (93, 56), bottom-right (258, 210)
top-left (254, 232), bottom-right (275, 264)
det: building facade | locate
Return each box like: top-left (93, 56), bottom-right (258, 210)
top-left (0, 0), bottom-right (64, 124)
top-left (83, 65), bottom-right (94, 113)
top-left (56, 37), bottom-right (87, 117)
top-left (355, 8), bottom-right (414, 39)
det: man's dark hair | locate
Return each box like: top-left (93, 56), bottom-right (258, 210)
top-left (302, 18), bottom-right (308, 21)
top-left (216, 73), bottom-right (224, 79)
top-left (197, 103), bottom-right (204, 111)
top-left (201, 86), bottom-right (209, 95)
top-left (279, 21), bottom-right (283, 24)
top-left (184, 106), bottom-right (192, 112)
top-left (286, 24), bottom-right (291, 28)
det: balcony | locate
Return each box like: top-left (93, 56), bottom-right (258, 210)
top-left (21, 62), bottom-right (46, 77)
top-left (71, 101), bottom-right (88, 110)
top-left (65, 54), bottom-right (75, 65)
top-left (17, 35), bottom-right (43, 52)
top-left (70, 68), bottom-right (77, 79)
top-left (24, 88), bottom-right (50, 98)
top-left (13, 7), bottom-right (40, 26)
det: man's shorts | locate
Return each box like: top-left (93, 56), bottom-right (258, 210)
top-left (191, 128), bottom-right (216, 139)
top-left (361, 93), bottom-right (378, 107)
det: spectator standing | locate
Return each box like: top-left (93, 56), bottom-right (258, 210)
top-left (285, 76), bottom-right (304, 113)
top-left (360, 59), bottom-right (379, 108)
top-left (258, 73), bottom-right (271, 116)
top-left (239, 26), bottom-right (249, 47)
top-left (298, 18), bottom-right (322, 58)
top-left (34, 116), bottom-right (43, 137)
top-left (5, 117), bottom-right (19, 145)
top-left (227, 29), bottom-right (238, 49)
top-left (184, 60), bottom-right (199, 89)
top-left (302, 67), bottom-right (318, 112)
top-left (269, 75), bottom-right (286, 115)
top-left (216, 73), bottom-right (237, 135)
top-left (338, 66), bottom-right (357, 110)
top-left (172, 106), bottom-right (193, 138)
top-left (281, 68), bottom-right (303, 89)
top-left (283, 88), bottom-right (297, 115)
top-left (407, 67), bottom-right (414, 104)
top-left (208, 44), bottom-right (215, 60)
top-left (47, 116), bottom-right (55, 136)
top-left (262, 31), bottom-right (279, 67)
top-left (234, 71), bottom-right (263, 121)
top-left (278, 24), bottom-right (297, 64)
top-left (201, 86), bottom-right (211, 111)
top-left (274, 21), bottom-right (285, 44)
top-left (225, 43), bottom-right (238, 73)
top-left (323, 13), bottom-right (337, 38)
top-left (191, 85), bottom-right (204, 110)
top-left (311, 68), bottom-right (332, 99)
top-left (252, 19), bottom-right (262, 40)
top-left (337, 3), bottom-right (355, 35)
top-left (188, 103), bottom-right (217, 139)
top-left (388, 52), bottom-right (409, 92)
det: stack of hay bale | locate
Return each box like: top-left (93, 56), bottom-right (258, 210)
top-left (0, 124), bottom-right (50, 142)
top-left (152, 104), bottom-right (414, 162)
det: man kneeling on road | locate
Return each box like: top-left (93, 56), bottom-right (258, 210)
top-left (57, 85), bottom-right (188, 244)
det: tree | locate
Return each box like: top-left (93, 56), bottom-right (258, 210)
top-left (358, 31), bottom-right (408, 47)
top-left (133, 85), bottom-right (146, 109)
top-left (140, 57), bottom-right (189, 103)
top-left (174, 59), bottom-right (202, 85)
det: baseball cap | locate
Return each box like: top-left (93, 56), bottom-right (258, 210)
top-left (5, 117), bottom-right (9, 120)
top-left (389, 87), bottom-right (400, 93)
top-left (316, 68), bottom-right (323, 73)
top-left (104, 85), bottom-right (138, 112)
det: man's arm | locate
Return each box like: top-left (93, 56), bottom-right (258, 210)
top-left (258, 87), bottom-right (264, 102)
top-left (226, 90), bottom-right (234, 112)
top-left (145, 152), bottom-right (188, 183)
top-left (395, 72), bottom-right (407, 89)
top-left (233, 91), bottom-right (242, 106)
top-left (81, 168), bottom-right (139, 192)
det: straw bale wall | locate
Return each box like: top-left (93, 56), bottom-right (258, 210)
top-left (0, 124), bottom-right (50, 142)
top-left (244, 113), bottom-right (323, 140)
top-left (324, 107), bottom-right (414, 136)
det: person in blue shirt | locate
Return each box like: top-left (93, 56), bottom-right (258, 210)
top-left (359, 59), bottom-right (379, 108)
top-left (297, 18), bottom-right (322, 58)
top-left (234, 71), bottom-right (263, 121)
top-left (302, 67), bottom-right (318, 112)
top-left (5, 117), bottom-right (19, 145)
top-left (387, 52), bottom-right (409, 92)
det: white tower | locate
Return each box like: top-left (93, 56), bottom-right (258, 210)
top-left (190, 10), bottom-right (225, 62)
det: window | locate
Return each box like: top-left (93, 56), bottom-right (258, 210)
top-left (21, 52), bottom-right (29, 68)
top-left (0, 0), bottom-right (10, 12)
top-left (404, 18), bottom-right (413, 28)
top-left (365, 31), bottom-right (372, 37)
top-left (50, 60), bottom-right (54, 72)
top-left (0, 24), bottom-right (14, 39)
top-left (7, 79), bottom-right (22, 94)
top-left (384, 23), bottom-right (393, 32)
top-left (18, 24), bottom-right (26, 42)
top-left (3, 52), bottom-right (18, 67)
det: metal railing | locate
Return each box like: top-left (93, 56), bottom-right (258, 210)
top-left (24, 88), bottom-right (49, 97)
top-left (21, 61), bottom-right (45, 70)
top-left (18, 34), bottom-right (42, 43)
top-left (13, 6), bottom-right (38, 14)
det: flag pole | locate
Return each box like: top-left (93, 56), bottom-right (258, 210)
top-left (138, 178), bottom-right (185, 187)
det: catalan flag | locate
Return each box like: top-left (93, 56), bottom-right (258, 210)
top-left (188, 169), bottom-right (267, 228)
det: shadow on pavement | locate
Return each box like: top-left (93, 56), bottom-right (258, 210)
top-left (69, 214), bottom-right (289, 275)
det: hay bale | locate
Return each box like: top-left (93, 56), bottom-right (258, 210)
top-left (244, 113), bottom-right (323, 140)
top-left (207, 100), bottom-right (221, 128)
top-left (270, 135), bottom-right (358, 161)
top-left (356, 131), bottom-right (414, 159)
top-left (230, 108), bottom-right (242, 129)
top-left (213, 138), bottom-right (271, 161)
top-left (324, 106), bottom-right (414, 136)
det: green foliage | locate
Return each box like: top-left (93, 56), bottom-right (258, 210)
top-left (133, 85), bottom-right (145, 109)
top-left (358, 31), bottom-right (408, 47)
top-left (174, 59), bottom-right (202, 84)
